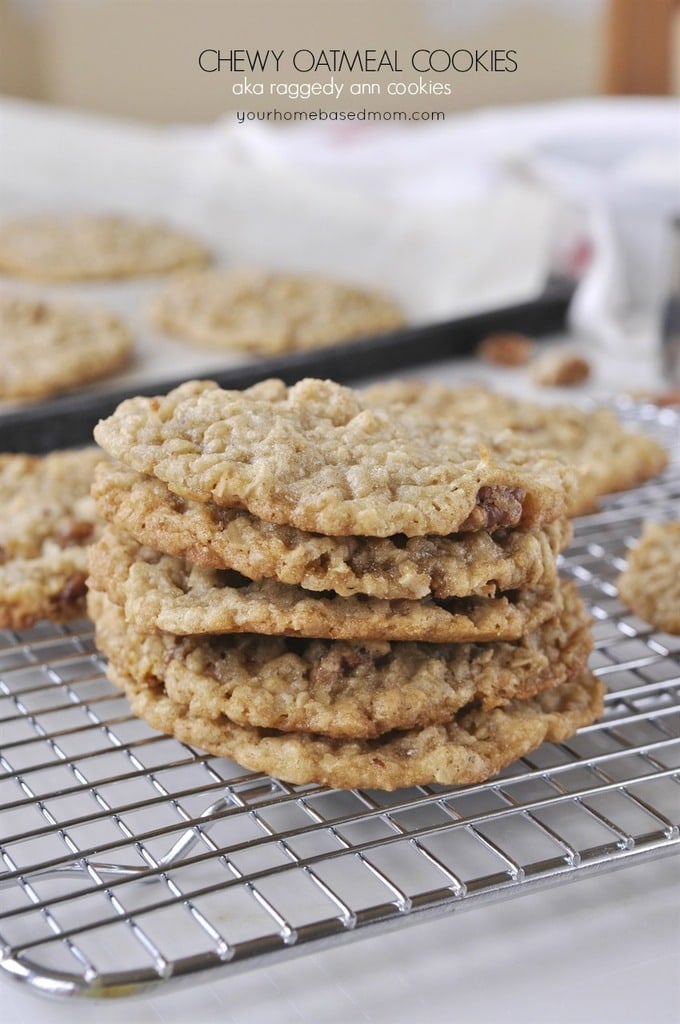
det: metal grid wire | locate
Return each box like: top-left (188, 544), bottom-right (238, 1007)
top-left (1, 400), bottom-right (679, 1001)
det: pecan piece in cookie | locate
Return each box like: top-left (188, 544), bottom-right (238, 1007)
top-left (460, 486), bottom-right (526, 532)
top-left (56, 571), bottom-right (88, 612)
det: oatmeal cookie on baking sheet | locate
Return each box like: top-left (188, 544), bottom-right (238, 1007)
top-left (149, 268), bottom-right (404, 355)
top-left (0, 295), bottom-right (132, 401)
top-left (0, 448), bottom-right (103, 628)
top-left (93, 378), bottom-right (577, 538)
top-left (362, 380), bottom-right (668, 515)
top-left (0, 214), bottom-right (211, 281)
top-left (93, 461), bottom-right (571, 600)
top-left (617, 521), bottom-right (680, 635)
top-left (89, 581), bottom-right (592, 740)
top-left (105, 659), bottom-right (604, 791)
top-left (87, 526), bottom-right (563, 643)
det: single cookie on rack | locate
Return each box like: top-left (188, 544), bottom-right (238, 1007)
top-left (92, 462), bottom-right (572, 600)
top-left (87, 526), bottom-right (564, 643)
top-left (617, 521), bottom-right (680, 634)
top-left (105, 659), bottom-right (605, 791)
top-left (0, 448), bottom-right (104, 628)
top-left (89, 581), bottom-right (592, 740)
top-left (0, 214), bottom-right (211, 281)
top-left (149, 268), bottom-right (404, 354)
top-left (362, 380), bottom-right (668, 515)
top-left (93, 378), bottom-right (577, 537)
top-left (0, 295), bottom-right (133, 401)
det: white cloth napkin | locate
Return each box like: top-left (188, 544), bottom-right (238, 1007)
top-left (217, 97), bottom-right (679, 353)
top-left (0, 95), bottom-right (677, 357)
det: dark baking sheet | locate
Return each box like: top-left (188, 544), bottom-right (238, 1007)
top-left (0, 279), bottom-right (572, 453)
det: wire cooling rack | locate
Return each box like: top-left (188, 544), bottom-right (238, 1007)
top-left (1, 400), bottom-right (679, 1001)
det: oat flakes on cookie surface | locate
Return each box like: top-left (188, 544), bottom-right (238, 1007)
top-left (149, 268), bottom-right (404, 354)
top-left (106, 661), bottom-right (604, 791)
top-left (0, 295), bottom-right (133, 401)
top-left (0, 214), bottom-right (211, 281)
top-left (617, 521), bottom-right (680, 634)
top-left (0, 448), bottom-right (103, 628)
top-left (93, 461), bottom-right (571, 600)
top-left (88, 526), bottom-right (563, 643)
top-left (93, 378), bottom-right (577, 537)
top-left (89, 581), bottom-right (592, 740)
top-left (363, 380), bottom-right (668, 515)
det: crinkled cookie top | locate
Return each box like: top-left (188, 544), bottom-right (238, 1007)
top-left (362, 380), bottom-right (669, 515)
top-left (94, 378), bottom-right (577, 538)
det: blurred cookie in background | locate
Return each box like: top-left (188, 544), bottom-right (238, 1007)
top-left (0, 214), bottom-right (212, 281)
top-left (0, 294), bottom-right (133, 401)
top-left (149, 268), bottom-right (405, 355)
top-left (617, 520), bottom-right (680, 635)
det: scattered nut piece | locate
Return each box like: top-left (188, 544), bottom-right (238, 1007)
top-left (57, 520), bottom-right (95, 546)
top-left (532, 349), bottom-right (591, 387)
top-left (477, 332), bottom-right (534, 366)
top-left (623, 389), bottom-right (680, 407)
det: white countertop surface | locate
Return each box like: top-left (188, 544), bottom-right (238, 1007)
top-left (4, 853), bottom-right (678, 1023)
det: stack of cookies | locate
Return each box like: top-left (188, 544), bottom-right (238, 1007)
top-left (87, 377), bottom-right (603, 791)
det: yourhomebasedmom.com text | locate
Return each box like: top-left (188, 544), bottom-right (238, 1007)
top-left (235, 108), bottom-right (447, 123)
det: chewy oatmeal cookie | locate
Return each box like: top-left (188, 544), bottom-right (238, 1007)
top-left (89, 581), bottom-right (592, 740)
top-left (0, 215), bottom-right (211, 281)
top-left (93, 379), bottom-right (577, 537)
top-left (363, 381), bottom-right (668, 515)
top-left (93, 461), bottom-right (572, 600)
top-left (149, 268), bottom-right (404, 355)
top-left (617, 521), bottom-right (680, 634)
top-left (106, 660), bottom-right (604, 790)
top-left (88, 526), bottom-right (563, 643)
top-left (0, 448), bottom-right (103, 628)
top-left (0, 295), bottom-right (133, 401)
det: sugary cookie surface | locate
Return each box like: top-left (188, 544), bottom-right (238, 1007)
top-left (94, 378), bottom-right (577, 537)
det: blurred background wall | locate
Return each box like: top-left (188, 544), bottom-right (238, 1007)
top-left (0, 0), bottom-right (678, 123)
